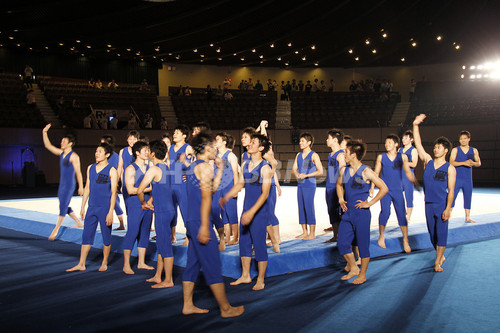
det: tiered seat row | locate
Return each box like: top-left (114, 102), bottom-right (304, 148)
top-left (171, 90), bottom-right (277, 129)
top-left (39, 76), bottom-right (159, 129)
top-left (0, 73), bottom-right (46, 128)
top-left (291, 91), bottom-right (398, 128)
top-left (406, 81), bottom-right (500, 126)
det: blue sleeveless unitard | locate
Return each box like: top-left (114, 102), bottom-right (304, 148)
top-left (398, 146), bottom-right (415, 209)
top-left (379, 153), bottom-right (407, 227)
top-left (325, 149), bottom-right (344, 225)
top-left (58, 151), bottom-right (75, 216)
top-left (297, 150), bottom-right (317, 225)
top-left (108, 151), bottom-right (123, 216)
top-left (151, 163), bottom-right (175, 258)
top-left (453, 146), bottom-right (474, 209)
top-left (168, 143), bottom-right (189, 227)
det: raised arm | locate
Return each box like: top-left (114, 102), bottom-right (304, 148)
top-left (42, 124), bottom-right (63, 156)
top-left (240, 164), bottom-right (272, 225)
top-left (70, 152), bottom-right (84, 195)
top-left (412, 114), bottom-right (433, 166)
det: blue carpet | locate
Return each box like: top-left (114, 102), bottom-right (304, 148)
top-left (1, 227), bottom-right (500, 332)
top-left (1, 204), bottom-right (500, 280)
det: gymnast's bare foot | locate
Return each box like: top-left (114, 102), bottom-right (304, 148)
top-left (228, 239), bottom-right (238, 245)
top-left (434, 263), bottom-right (443, 272)
top-left (98, 264), bottom-right (108, 272)
top-left (219, 241), bottom-right (226, 252)
top-left (252, 281), bottom-right (265, 291)
top-left (324, 226), bottom-right (333, 232)
top-left (152, 280), bottom-right (174, 289)
top-left (378, 236), bottom-right (386, 249)
top-left (403, 239), bottom-right (412, 253)
top-left (114, 226), bottom-right (125, 231)
top-left (465, 218), bottom-right (476, 223)
top-left (182, 238), bottom-right (189, 246)
top-left (341, 267), bottom-right (360, 280)
top-left (48, 230), bottom-right (58, 241)
top-left (295, 233), bottom-right (307, 239)
top-left (355, 258), bottom-right (361, 266)
top-left (440, 256), bottom-right (446, 265)
top-left (137, 263), bottom-right (155, 270)
top-left (146, 276), bottom-right (162, 284)
top-left (352, 275), bottom-right (367, 285)
top-left (220, 305), bottom-right (244, 318)
top-left (182, 305), bottom-right (209, 315)
top-left (230, 276), bottom-right (252, 286)
top-left (123, 266), bottom-right (135, 275)
top-left (66, 264), bottom-right (86, 272)
top-left (325, 236), bottom-right (337, 243)
top-left (303, 234), bottom-right (316, 240)
top-left (71, 221), bottom-right (84, 229)
top-left (273, 244), bottom-right (280, 253)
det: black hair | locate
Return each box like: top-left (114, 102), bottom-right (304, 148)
top-left (251, 133), bottom-right (270, 155)
top-left (386, 133), bottom-right (401, 147)
top-left (132, 141), bottom-right (149, 161)
top-left (459, 130), bottom-right (471, 139)
top-left (227, 134), bottom-right (235, 150)
top-left (193, 121), bottom-right (211, 133)
top-left (190, 132), bottom-right (214, 155)
top-left (300, 132), bottom-right (314, 147)
top-left (346, 139), bottom-right (367, 161)
top-left (98, 142), bottom-right (113, 158)
top-left (327, 128), bottom-right (344, 143)
top-left (100, 134), bottom-right (116, 146)
top-left (63, 132), bottom-right (77, 147)
top-left (242, 127), bottom-right (256, 136)
top-left (402, 130), bottom-right (413, 140)
top-left (162, 132), bottom-right (172, 142)
top-left (139, 135), bottom-right (149, 144)
top-left (149, 140), bottom-right (167, 160)
top-left (127, 130), bottom-right (140, 139)
top-left (216, 132), bottom-right (229, 148)
top-left (433, 136), bottom-right (452, 160)
top-left (174, 124), bottom-right (190, 139)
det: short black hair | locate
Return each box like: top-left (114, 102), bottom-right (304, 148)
top-left (216, 132), bottom-right (229, 148)
top-left (98, 142), bottom-right (113, 158)
top-left (402, 130), bottom-right (413, 140)
top-left (459, 130), bottom-right (471, 139)
top-left (63, 132), bottom-right (77, 147)
top-left (346, 139), bottom-right (367, 161)
top-left (149, 140), bottom-right (167, 160)
top-left (327, 128), bottom-right (344, 143)
top-left (227, 134), bottom-right (235, 150)
top-left (194, 122), bottom-right (211, 132)
top-left (161, 132), bottom-right (172, 142)
top-left (190, 132), bottom-right (214, 155)
top-left (175, 124), bottom-right (190, 139)
top-left (127, 130), bottom-right (140, 139)
top-left (251, 133), bottom-right (270, 155)
top-left (242, 127), bottom-right (256, 136)
top-left (300, 132), bottom-right (314, 146)
top-left (132, 141), bottom-right (149, 160)
top-left (433, 136), bottom-right (452, 160)
top-left (101, 134), bottom-right (115, 146)
top-left (386, 133), bottom-right (400, 147)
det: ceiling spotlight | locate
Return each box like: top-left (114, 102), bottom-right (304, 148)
top-left (16, 43), bottom-right (20, 47)
top-left (259, 55), bottom-right (264, 58)
top-left (470, 65), bottom-right (476, 70)
top-left (477, 65), bottom-right (483, 70)
top-left (200, 54), bottom-right (205, 57)
top-left (461, 74), bottom-right (464, 79)
top-left (126, 48), bottom-right (131, 51)
top-left (193, 49), bottom-right (197, 52)
top-left (302, 56), bottom-right (306, 61)
top-left (233, 53), bottom-right (237, 56)
top-left (117, 54), bottom-right (121, 57)
top-left (477, 74), bottom-right (482, 79)
top-left (45, 46), bottom-right (49, 50)
top-left (136, 52), bottom-right (140, 55)
top-left (86, 45), bottom-right (91, 48)
top-left (277, 57), bottom-right (281, 61)
top-left (270, 43), bottom-right (275, 48)
top-left (140, 58), bottom-right (144, 61)
top-left (29, 47), bottom-right (32, 50)
top-left (311, 45), bottom-right (316, 50)
top-left (285, 62), bottom-right (289, 66)
top-left (348, 49), bottom-right (353, 54)
top-left (436, 36), bottom-right (442, 41)
top-left (218, 58), bottom-right (222, 61)
top-left (455, 44), bottom-right (461, 50)
top-left (295, 50), bottom-right (299, 54)
top-left (288, 42), bottom-right (292, 47)
top-left (240, 57), bottom-right (245, 61)
top-left (355, 57), bottom-right (359, 61)
top-left (108, 44), bottom-right (112, 48)
top-left (470, 74), bottom-right (476, 79)
top-left (58, 42), bottom-right (64, 46)
top-left (154, 46), bottom-right (160, 51)
top-left (175, 55), bottom-right (180, 59)
top-left (401, 57), bottom-right (405, 62)
top-left (168, 53), bottom-right (172, 56)
top-left (382, 33), bottom-right (388, 38)
top-left (372, 49), bottom-right (377, 53)
top-left (462, 65), bottom-right (466, 69)
top-left (8, 36), bottom-right (14, 40)
top-left (200, 59), bottom-right (204, 62)
top-left (161, 58), bottom-right (164, 61)
top-left (260, 60), bottom-right (264, 63)
top-left (209, 43), bottom-right (214, 47)
top-left (81, 54), bottom-right (85, 57)
top-left (252, 49), bottom-right (256, 53)
top-left (411, 42), bottom-right (417, 47)
top-left (106, 49), bottom-right (110, 53)
top-left (365, 39), bottom-right (370, 45)
top-left (216, 48), bottom-right (221, 53)
top-left (314, 62), bottom-right (319, 66)
top-left (76, 40), bottom-right (81, 43)
top-left (153, 56), bottom-right (156, 59)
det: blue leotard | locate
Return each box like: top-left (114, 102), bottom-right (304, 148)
top-left (58, 151), bottom-right (75, 216)
top-left (379, 153), bottom-right (407, 227)
top-left (151, 163), bottom-right (175, 258)
top-left (398, 146), bottom-right (415, 209)
top-left (168, 143), bottom-right (189, 227)
top-left (297, 151), bottom-right (317, 225)
top-left (453, 146), bottom-right (474, 209)
top-left (326, 150), bottom-right (344, 225)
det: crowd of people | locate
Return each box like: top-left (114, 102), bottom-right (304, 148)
top-left (41, 114), bottom-right (480, 317)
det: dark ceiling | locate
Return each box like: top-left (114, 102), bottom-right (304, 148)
top-left (1, 0), bottom-right (499, 68)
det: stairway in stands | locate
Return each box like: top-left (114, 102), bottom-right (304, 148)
top-left (32, 84), bottom-right (62, 128)
top-left (390, 101), bottom-right (411, 127)
top-left (276, 100), bottom-right (292, 129)
top-left (157, 96), bottom-right (178, 130)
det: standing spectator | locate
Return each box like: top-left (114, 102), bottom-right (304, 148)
top-left (298, 80), bottom-right (305, 92)
top-left (83, 113), bottom-right (92, 129)
top-left (320, 80), bottom-right (326, 92)
top-left (267, 79), bottom-right (274, 91)
top-left (247, 78), bottom-right (254, 90)
top-left (373, 79), bottom-right (381, 93)
top-left (24, 64), bottom-right (34, 89)
top-left (216, 85), bottom-right (223, 96)
top-left (108, 80), bottom-right (119, 89)
top-left (26, 89), bottom-right (36, 109)
top-left (110, 112), bottom-right (119, 129)
top-left (329, 79), bottom-right (335, 92)
top-left (128, 114), bottom-right (137, 129)
top-left (95, 79), bottom-right (103, 89)
top-left (140, 79), bottom-right (149, 91)
top-left (184, 86), bottom-right (192, 96)
top-left (223, 77), bottom-right (231, 89)
top-left (205, 84), bottom-right (213, 101)
top-left (160, 117), bottom-right (168, 130)
top-left (291, 79), bottom-right (298, 91)
top-left (88, 78), bottom-right (95, 88)
top-left (312, 78), bottom-right (319, 92)
top-left (305, 80), bottom-right (312, 95)
top-left (238, 80), bottom-right (245, 90)
top-left (409, 79), bottom-right (416, 101)
top-left (286, 81), bottom-right (292, 99)
top-left (349, 80), bottom-right (357, 91)
top-left (254, 80), bottom-right (263, 91)
top-left (99, 115), bottom-right (109, 129)
top-left (280, 81), bottom-right (287, 100)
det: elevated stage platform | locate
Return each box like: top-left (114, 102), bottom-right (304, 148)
top-left (1, 187), bottom-right (499, 279)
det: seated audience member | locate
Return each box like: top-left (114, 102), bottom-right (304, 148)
top-left (110, 113), bottom-right (119, 129)
top-left (184, 86), bottom-right (192, 96)
top-left (83, 113), bottom-right (92, 129)
top-left (160, 117), bottom-right (168, 130)
top-left (224, 90), bottom-right (234, 101)
top-left (144, 114), bottom-right (153, 129)
top-left (95, 80), bottom-right (103, 89)
top-left (88, 78), bottom-right (95, 88)
top-left (140, 79), bottom-right (149, 91)
top-left (108, 80), bottom-right (119, 89)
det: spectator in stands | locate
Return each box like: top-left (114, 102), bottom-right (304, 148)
top-left (99, 115), bottom-right (109, 129)
top-left (305, 80), bottom-right (312, 95)
top-left (320, 80), bottom-right (326, 92)
top-left (329, 79), bottom-right (335, 92)
top-left (140, 79), bottom-right (149, 91)
top-left (108, 80), bottom-right (119, 89)
top-left (286, 81), bottom-right (292, 99)
top-left (267, 79), bottom-right (273, 91)
top-left (205, 84), bottom-right (213, 101)
top-left (95, 79), bottom-right (103, 89)
top-left (313, 78), bottom-right (319, 92)
top-left (24, 64), bottom-right (34, 89)
top-left (373, 79), bottom-right (381, 93)
top-left (56, 96), bottom-right (65, 112)
top-left (176, 85), bottom-right (184, 96)
top-left (216, 85), bottom-right (223, 96)
top-left (88, 78), bottom-right (95, 88)
top-left (110, 112), bottom-right (118, 129)
top-left (272, 80), bottom-right (278, 91)
top-left (349, 80), bottom-right (357, 91)
top-left (72, 98), bottom-right (80, 109)
top-left (144, 114), bottom-right (153, 129)
top-left (409, 79), bottom-right (416, 101)
top-left (247, 78), bottom-right (254, 90)
top-left (83, 113), bottom-right (92, 129)
top-left (160, 117), bottom-right (168, 130)
top-left (26, 89), bottom-right (36, 109)
top-left (254, 80), bottom-right (263, 91)
top-left (223, 77), bottom-right (231, 89)
top-left (128, 114), bottom-right (137, 129)
top-left (224, 90), bottom-right (234, 101)
top-left (280, 81), bottom-right (287, 100)
top-left (291, 79), bottom-right (298, 91)
top-left (184, 86), bottom-right (192, 96)
top-left (298, 80), bottom-right (304, 92)
top-left (238, 80), bottom-right (245, 90)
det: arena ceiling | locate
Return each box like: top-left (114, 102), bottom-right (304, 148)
top-left (1, 0), bottom-right (499, 68)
